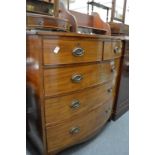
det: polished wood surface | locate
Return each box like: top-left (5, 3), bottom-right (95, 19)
top-left (43, 38), bottom-right (103, 65)
top-left (27, 31), bottom-right (125, 155)
top-left (26, 35), bottom-right (47, 155)
top-left (45, 82), bottom-right (114, 126)
top-left (92, 12), bottom-right (111, 35)
top-left (46, 99), bottom-right (113, 153)
top-left (103, 40), bottom-right (122, 60)
top-left (30, 30), bottom-right (127, 40)
top-left (69, 10), bottom-right (111, 35)
top-left (59, 2), bottom-right (78, 32)
top-left (108, 22), bottom-right (129, 36)
top-left (27, 13), bottom-right (70, 31)
top-left (44, 62), bottom-right (114, 97)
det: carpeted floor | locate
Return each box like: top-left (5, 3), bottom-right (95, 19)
top-left (59, 112), bottom-right (129, 155)
top-left (27, 112), bottom-right (129, 155)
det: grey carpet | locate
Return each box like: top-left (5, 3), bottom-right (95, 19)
top-left (59, 112), bottom-right (129, 155)
top-left (27, 112), bottom-right (129, 155)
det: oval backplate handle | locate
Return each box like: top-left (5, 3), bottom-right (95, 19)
top-left (72, 47), bottom-right (84, 57)
top-left (71, 74), bottom-right (83, 83)
top-left (70, 100), bottom-right (80, 109)
top-left (69, 127), bottom-right (80, 135)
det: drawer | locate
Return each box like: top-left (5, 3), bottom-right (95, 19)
top-left (43, 38), bottom-right (103, 65)
top-left (104, 41), bottom-right (122, 60)
top-left (46, 99), bottom-right (113, 152)
top-left (27, 15), bottom-right (70, 31)
top-left (45, 82), bottom-right (114, 125)
top-left (44, 62), bottom-right (115, 97)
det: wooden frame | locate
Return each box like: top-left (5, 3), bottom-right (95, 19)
top-left (111, 0), bottom-right (127, 23)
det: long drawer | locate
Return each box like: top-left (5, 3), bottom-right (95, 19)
top-left (46, 99), bottom-right (113, 153)
top-left (43, 38), bottom-right (103, 65)
top-left (44, 62), bottom-right (115, 97)
top-left (45, 82), bottom-right (114, 126)
top-left (104, 41), bottom-right (122, 60)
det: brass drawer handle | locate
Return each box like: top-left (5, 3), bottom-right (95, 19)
top-left (72, 48), bottom-right (84, 57)
top-left (107, 88), bottom-right (113, 93)
top-left (70, 100), bottom-right (80, 109)
top-left (70, 127), bottom-right (80, 135)
top-left (114, 47), bottom-right (120, 54)
top-left (71, 74), bottom-right (83, 83)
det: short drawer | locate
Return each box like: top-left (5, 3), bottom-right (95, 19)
top-left (104, 41), bottom-right (122, 60)
top-left (46, 99), bottom-right (113, 152)
top-left (27, 15), bottom-right (69, 31)
top-left (44, 62), bottom-right (115, 97)
top-left (45, 82), bottom-right (114, 125)
top-left (43, 38), bottom-right (103, 65)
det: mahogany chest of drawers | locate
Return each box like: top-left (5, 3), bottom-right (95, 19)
top-left (26, 31), bottom-right (123, 155)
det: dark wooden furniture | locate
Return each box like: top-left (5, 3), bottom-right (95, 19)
top-left (112, 37), bottom-right (129, 120)
top-left (27, 0), bottom-right (55, 16)
top-left (108, 0), bottom-right (129, 120)
top-left (27, 31), bottom-right (124, 155)
top-left (108, 22), bottom-right (129, 36)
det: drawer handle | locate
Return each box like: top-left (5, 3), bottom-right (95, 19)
top-left (70, 127), bottom-right (80, 135)
top-left (71, 74), bottom-right (83, 83)
top-left (70, 100), bottom-right (80, 109)
top-left (114, 47), bottom-right (120, 54)
top-left (72, 48), bottom-right (84, 57)
top-left (107, 88), bottom-right (113, 93)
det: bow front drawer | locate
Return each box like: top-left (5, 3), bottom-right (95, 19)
top-left (44, 62), bottom-right (115, 97)
top-left (45, 82), bottom-right (114, 125)
top-left (43, 38), bottom-right (103, 65)
top-left (104, 41), bottom-right (122, 60)
top-left (46, 99), bottom-right (113, 153)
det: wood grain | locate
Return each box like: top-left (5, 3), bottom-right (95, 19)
top-left (27, 35), bottom-right (47, 155)
top-left (27, 13), bottom-right (70, 31)
top-left (45, 82), bottom-right (114, 126)
top-left (46, 99), bottom-right (113, 153)
top-left (43, 62), bottom-right (115, 97)
top-left (43, 38), bottom-right (103, 65)
top-left (103, 41), bottom-right (122, 60)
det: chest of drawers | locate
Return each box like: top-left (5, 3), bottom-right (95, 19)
top-left (26, 31), bottom-right (123, 155)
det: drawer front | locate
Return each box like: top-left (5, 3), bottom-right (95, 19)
top-left (104, 41), bottom-right (122, 60)
top-left (45, 82), bottom-right (114, 125)
top-left (44, 62), bottom-right (115, 97)
top-left (46, 99), bottom-right (113, 152)
top-left (43, 39), bottom-right (103, 65)
top-left (27, 16), bottom-right (69, 31)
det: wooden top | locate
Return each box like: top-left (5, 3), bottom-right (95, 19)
top-left (27, 12), bottom-right (68, 22)
top-left (26, 30), bottom-right (129, 40)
